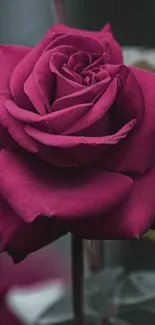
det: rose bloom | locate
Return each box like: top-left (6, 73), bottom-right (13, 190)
top-left (0, 23), bottom-right (155, 261)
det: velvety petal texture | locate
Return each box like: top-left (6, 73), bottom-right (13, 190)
top-left (69, 164), bottom-right (155, 240)
top-left (0, 23), bottom-right (155, 261)
top-left (0, 45), bottom-right (30, 150)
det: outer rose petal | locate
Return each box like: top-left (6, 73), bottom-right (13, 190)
top-left (0, 190), bottom-right (67, 263)
top-left (103, 67), bottom-right (155, 174)
top-left (0, 180), bottom-right (67, 262)
top-left (5, 216), bottom-right (67, 263)
top-left (10, 27), bottom-right (59, 108)
top-left (26, 119), bottom-right (135, 166)
top-left (0, 150), bottom-right (133, 222)
top-left (6, 100), bottom-right (93, 135)
top-left (0, 150), bottom-right (133, 260)
top-left (69, 163), bottom-right (155, 239)
top-left (0, 45), bottom-right (30, 148)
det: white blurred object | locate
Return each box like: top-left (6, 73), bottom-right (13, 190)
top-left (123, 47), bottom-right (155, 66)
top-left (7, 283), bottom-right (100, 325)
top-left (7, 267), bottom-right (123, 325)
top-left (7, 280), bottom-right (66, 324)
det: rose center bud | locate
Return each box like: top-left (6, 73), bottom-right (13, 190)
top-left (61, 51), bottom-right (108, 86)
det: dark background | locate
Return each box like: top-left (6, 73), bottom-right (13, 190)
top-left (0, 0), bottom-right (155, 47)
top-left (65, 0), bottom-right (155, 47)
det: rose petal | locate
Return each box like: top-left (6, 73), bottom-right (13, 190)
top-left (6, 217), bottom-right (67, 263)
top-left (6, 100), bottom-right (93, 134)
top-left (52, 77), bottom-right (110, 112)
top-left (61, 65), bottom-right (83, 84)
top-left (26, 119), bottom-right (135, 147)
top-left (0, 128), bottom-right (17, 151)
top-left (50, 52), bottom-right (83, 99)
top-left (48, 33), bottom-right (104, 55)
top-left (101, 24), bottom-right (123, 64)
top-left (63, 76), bottom-right (118, 135)
top-left (25, 119), bottom-right (135, 166)
top-left (101, 34), bottom-right (123, 65)
top-left (10, 27), bottom-right (58, 108)
top-left (7, 115), bottom-right (39, 153)
top-left (24, 73), bottom-right (48, 116)
top-left (0, 195), bottom-right (22, 250)
top-left (24, 50), bottom-right (56, 115)
top-left (0, 194), bottom-right (67, 262)
top-left (0, 45), bottom-right (30, 148)
top-left (102, 23), bottom-right (113, 34)
top-left (69, 163), bottom-right (155, 239)
top-left (0, 149), bottom-right (133, 222)
top-left (62, 66), bottom-right (83, 85)
top-left (67, 51), bottom-right (91, 71)
top-left (102, 67), bottom-right (155, 174)
top-left (105, 64), bottom-right (145, 124)
top-left (24, 46), bottom-right (76, 115)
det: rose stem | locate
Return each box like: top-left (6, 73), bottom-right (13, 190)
top-left (85, 240), bottom-right (104, 272)
top-left (71, 235), bottom-right (84, 325)
top-left (52, 0), bottom-right (66, 23)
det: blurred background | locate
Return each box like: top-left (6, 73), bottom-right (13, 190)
top-left (1, 1), bottom-right (155, 324)
top-left (1, 0), bottom-right (155, 47)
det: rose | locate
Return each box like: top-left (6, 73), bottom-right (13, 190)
top-left (2, 23), bottom-right (123, 167)
top-left (0, 23), bottom-right (155, 261)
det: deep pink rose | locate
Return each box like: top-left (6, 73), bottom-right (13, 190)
top-left (0, 23), bottom-right (154, 260)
